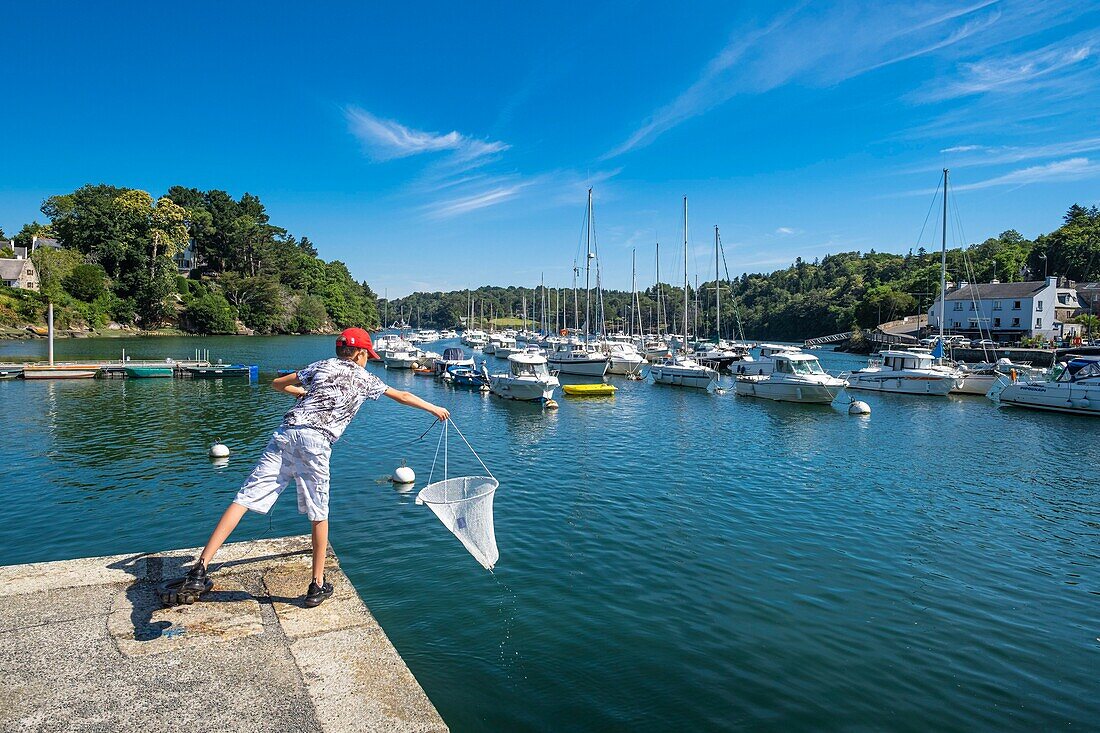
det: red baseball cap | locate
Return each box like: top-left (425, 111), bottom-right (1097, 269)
top-left (336, 327), bottom-right (380, 360)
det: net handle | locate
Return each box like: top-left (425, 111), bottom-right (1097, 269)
top-left (426, 418), bottom-right (493, 484)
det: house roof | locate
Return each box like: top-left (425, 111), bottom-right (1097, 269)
top-left (943, 281), bottom-right (1047, 301)
top-left (32, 237), bottom-right (62, 250)
top-left (0, 259), bottom-right (34, 280)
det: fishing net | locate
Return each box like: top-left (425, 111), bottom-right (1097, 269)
top-left (416, 420), bottom-right (500, 570)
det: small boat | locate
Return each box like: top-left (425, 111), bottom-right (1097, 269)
top-left (123, 365), bottom-right (174, 378)
top-left (382, 348), bottom-right (423, 369)
top-left (0, 368), bottom-right (23, 379)
top-left (990, 355), bottom-right (1100, 416)
top-left (185, 364), bottom-right (259, 380)
top-left (562, 383), bottom-right (617, 397)
top-left (412, 365), bottom-right (434, 375)
top-left (603, 341), bottom-right (646, 376)
top-left (734, 352), bottom-right (847, 403)
top-left (843, 350), bottom-right (957, 396)
top-left (434, 347), bottom-right (475, 376)
top-left (490, 352), bottom-right (559, 402)
top-left (547, 339), bottom-right (610, 377)
top-left (446, 365), bottom-right (490, 389)
top-left (22, 364), bottom-right (101, 379)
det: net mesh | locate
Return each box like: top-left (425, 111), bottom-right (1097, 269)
top-left (416, 476), bottom-right (499, 570)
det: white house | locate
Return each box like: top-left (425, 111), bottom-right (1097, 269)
top-left (928, 276), bottom-right (1060, 341)
top-left (0, 258), bottom-right (40, 290)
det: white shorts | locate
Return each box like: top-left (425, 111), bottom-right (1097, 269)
top-left (234, 426), bottom-right (332, 521)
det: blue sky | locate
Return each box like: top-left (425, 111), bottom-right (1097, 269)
top-left (2, 1), bottom-right (1098, 296)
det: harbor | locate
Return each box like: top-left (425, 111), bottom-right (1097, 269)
top-left (1, 332), bottom-right (1097, 731)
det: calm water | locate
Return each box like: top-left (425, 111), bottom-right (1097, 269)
top-left (1, 335), bottom-right (1097, 731)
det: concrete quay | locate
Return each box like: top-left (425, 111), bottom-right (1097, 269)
top-left (0, 536), bottom-right (448, 733)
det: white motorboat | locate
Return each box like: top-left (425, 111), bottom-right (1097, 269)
top-left (734, 352), bottom-right (847, 403)
top-left (651, 354), bottom-right (717, 389)
top-left (990, 355), bottom-right (1100, 416)
top-left (642, 337), bottom-right (671, 362)
top-left (382, 347), bottom-right (425, 369)
top-left (491, 334), bottom-right (519, 357)
top-left (489, 352), bottom-right (559, 402)
top-left (440, 329), bottom-right (459, 340)
top-left (461, 329), bottom-right (487, 347)
top-left (736, 344), bottom-right (801, 376)
top-left (547, 339), bottom-right (610, 377)
top-left (844, 350), bottom-right (958, 395)
top-left (603, 341), bottom-right (646, 375)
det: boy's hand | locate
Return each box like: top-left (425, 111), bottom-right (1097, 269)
top-left (430, 405), bottom-right (451, 421)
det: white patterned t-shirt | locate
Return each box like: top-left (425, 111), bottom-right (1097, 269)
top-left (282, 358), bottom-right (388, 443)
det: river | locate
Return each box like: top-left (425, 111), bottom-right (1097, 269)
top-left (0, 335), bottom-right (1096, 731)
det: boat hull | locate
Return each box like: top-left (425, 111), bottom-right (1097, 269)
top-left (489, 377), bottom-right (555, 401)
top-left (847, 373), bottom-right (955, 395)
top-left (124, 366), bottom-right (174, 378)
top-left (996, 382), bottom-right (1100, 416)
top-left (22, 366), bottom-right (99, 379)
top-left (650, 366), bottom-right (715, 389)
top-left (734, 377), bottom-right (843, 403)
top-left (952, 373), bottom-right (999, 395)
top-left (607, 356), bottom-right (645, 375)
top-left (548, 357), bottom-right (609, 377)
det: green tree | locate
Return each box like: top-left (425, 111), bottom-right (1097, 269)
top-left (183, 292), bottom-right (237, 334)
top-left (291, 294), bottom-right (328, 333)
top-left (63, 264), bottom-right (108, 302)
top-left (31, 247), bottom-right (84, 302)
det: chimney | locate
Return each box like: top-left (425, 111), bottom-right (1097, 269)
top-left (1047, 276), bottom-right (1058, 288)
top-left (990, 279), bottom-right (1000, 284)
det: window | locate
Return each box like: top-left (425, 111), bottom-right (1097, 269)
top-left (1036, 300), bottom-right (1043, 311)
top-left (1012, 318), bottom-right (1020, 327)
top-left (993, 318), bottom-right (1001, 328)
top-left (953, 302), bottom-right (963, 311)
top-left (953, 321), bottom-right (961, 328)
top-left (969, 302), bottom-right (976, 310)
top-left (1036, 318), bottom-right (1042, 328)
top-left (993, 300), bottom-right (1002, 311)
top-left (1013, 301), bottom-right (1021, 309)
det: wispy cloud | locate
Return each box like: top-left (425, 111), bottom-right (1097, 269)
top-left (425, 180), bottom-right (530, 219)
top-left (774, 227), bottom-right (802, 236)
top-left (940, 144), bottom-right (988, 153)
top-left (605, 1), bottom-right (1020, 158)
top-left (952, 157), bottom-right (1100, 191)
top-left (913, 36), bottom-right (1095, 102)
top-left (345, 106), bottom-right (508, 162)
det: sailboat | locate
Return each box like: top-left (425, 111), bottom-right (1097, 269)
top-left (603, 249), bottom-right (646, 375)
top-left (650, 197), bottom-right (718, 389)
top-left (692, 225), bottom-right (742, 371)
top-left (643, 242), bottom-right (671, 362)
top-left (846, 169), bottom-right (958, 396)
top-left (548, 188), bottom-right (610, 377)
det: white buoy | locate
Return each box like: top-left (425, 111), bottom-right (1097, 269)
top-left (209, 442), bottom-right (230, 458)
top-left (393, 465), bottom-right (416, 484)
top-left (848, 400), bottom-right (871, 416)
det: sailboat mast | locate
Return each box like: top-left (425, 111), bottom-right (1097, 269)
top-left (683, 196), bottom-right (689, 355)
top-left (939, 168), bottom-right (948, 347)
top-left (715, 225), bottom-right (721, 342)
top-left (655, 241), bottom-right (661, 335)
top-left (631, 249), bottom-right (637, 338)
top-left (585, 188), bottom-right (593, 345)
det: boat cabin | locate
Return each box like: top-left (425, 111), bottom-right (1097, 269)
top-left (772, 354), bottom-right (827, 375)
top-left (508, 354), bottom-right (551, 379)
top-left (880, 350), bottom-right (935, 371)
top-left (1053, 356), bottom-right (1100, 383)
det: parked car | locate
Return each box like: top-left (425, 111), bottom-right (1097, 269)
top-left (970, 339), bottom-right (997, 349)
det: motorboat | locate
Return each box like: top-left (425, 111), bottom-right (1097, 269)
top-left (184, 364), bottom-right (259, 380)
top-left (440, 329), bottom-right (459, 340)
top-left (374, 334), bottom-right (414, 362)
top-left (489, 352), bottom-right (559, 402)
top-left (461, 329), bottom-right (487, 347)
top-left (990, 355), bottom-right (1100, 416)
top-left (123, 365), bottom-right (174, 378)
top-left (734, 352), bottom-right (847, 403)
top-left (21, 364), bottom-right (101, 379)
top-left (641, 336), bottom-right (670, 362)
top-left (603, 341), bottom-right (645, 375)
top-left (433, 347), bottom-right (475, 376)
top-left (692, 342), bottom-right (740, 372)
top-left (735, 344), bottom-right (800, 376)
top-left (844, 350), bottom-right (957, 395)
top-left (443, 364), bottom-right (489, 389)
top-left (491, 334), bottom-right (519, 358)
top-left (650, 353), bottom-right (717, 389)
top-left (547, 339), bottom-right (609, 377)
top-left (383, 347), bottom-right (429, 369)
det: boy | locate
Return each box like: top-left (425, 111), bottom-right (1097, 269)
top-left (180, 327), bottom-right (449, 607)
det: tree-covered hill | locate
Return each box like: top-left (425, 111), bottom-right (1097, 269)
top-left (385, 204), bottom-right (1099, 341)
top-left (3, 184), bottom-right (379, 334)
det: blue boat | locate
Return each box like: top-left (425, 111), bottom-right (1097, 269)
top-left (445, 364), bottom-right (488, 388)
top-left (185, 364), bottom-right (259, 380)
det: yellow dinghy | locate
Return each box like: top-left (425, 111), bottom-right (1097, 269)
top-left (562, 383), bottom-right (617, 397)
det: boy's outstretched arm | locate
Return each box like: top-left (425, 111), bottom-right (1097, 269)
top-left (273, 372), bottom-right (306, 398)
top-left (384, 387), bottom-right (450, 421)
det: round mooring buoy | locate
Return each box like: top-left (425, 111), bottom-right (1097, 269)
top-left (848, 400), bottom-right (871, 416)
top-left (544, 399), bottom-right (559, 410)
top-left (393, 465), bottom-right (416, 484)
top-left (209, 442), bottom-right (230, 458)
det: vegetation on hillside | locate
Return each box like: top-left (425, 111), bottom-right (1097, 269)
top-left (2, 185), bottom-right (379, 334)
top-left (384, 204), bottom-right (1100, 340)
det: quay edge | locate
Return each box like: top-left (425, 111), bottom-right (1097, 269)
top-left (0, 535), bottom-right (448, 733)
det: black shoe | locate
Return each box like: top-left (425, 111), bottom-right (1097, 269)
top-left (182, 560), bottom-right (208, 592)
top-left (304, 578), bottom-right (334, 607)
